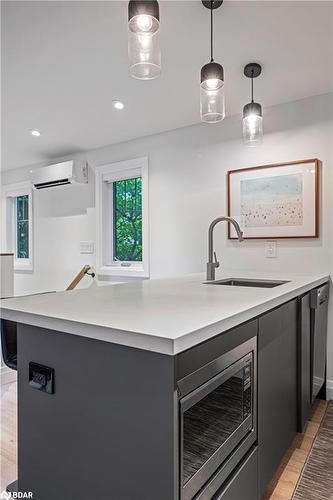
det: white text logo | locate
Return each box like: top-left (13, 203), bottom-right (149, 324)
top-left (0, 492), bottom-right (33, 499)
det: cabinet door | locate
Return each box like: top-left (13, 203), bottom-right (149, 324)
top-left (213, 447), bottom-right (258, 500)
top-left (258, 300), bottom-right (298, 498)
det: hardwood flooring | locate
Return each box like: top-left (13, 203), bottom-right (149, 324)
top-left (264, 399), bottom-right (329, 500)
top-left (292, 402), bottom-right (333, 500)
top-left (0, 381), bottom-right (17, 492)
top-left (0, 382), bottom-right (329, 499)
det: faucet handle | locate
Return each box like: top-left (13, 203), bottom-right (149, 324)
top-left (214, 251), bottom-right (220, 268)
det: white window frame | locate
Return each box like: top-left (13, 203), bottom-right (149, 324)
top-left (1, 181), bottom-right (33, 272)
top-left (95, 157), bottom-right (149, 278)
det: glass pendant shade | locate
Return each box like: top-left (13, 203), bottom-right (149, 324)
top-left (243, 102), bottom-right (263, 145)
top-left (200, 62), bottom-right (225, 123)
top-left (128, 1), bottom-right (161, 80)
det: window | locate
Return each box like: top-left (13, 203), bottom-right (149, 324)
top-left (96, 157), bottom-right (149, 278)
top-left (16, 195), bottom-right (30, 259)
top-left (2, 182), bottom-right (33, 271)
top-left (113, 177), bottom-right (142, 262)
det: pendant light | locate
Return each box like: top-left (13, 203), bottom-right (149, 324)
top-left (128, 0), bottom-right (161, 80)
top-left (200, 0), bottom-right (225, 123)
top-left (243, 63), bottom-right (263, 145)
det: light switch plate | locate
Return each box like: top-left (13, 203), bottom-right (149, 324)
top-left (265, 241), bottom-right (277, 258)
top-left (80, 241), bottom-right (94, 254)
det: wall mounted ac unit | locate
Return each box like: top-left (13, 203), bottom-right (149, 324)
top-left (30, 160), bottom-right (88, 189)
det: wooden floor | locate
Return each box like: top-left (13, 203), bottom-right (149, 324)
top-left (264, 399), bottom-right (329, 500)
top-left (0, 381), bottom-right (328, 498)
top-left (1, 381), bottom-right (17, 492)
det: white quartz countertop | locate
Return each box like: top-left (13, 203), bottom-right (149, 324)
top-left (0, 270), bottom-right (330, 355)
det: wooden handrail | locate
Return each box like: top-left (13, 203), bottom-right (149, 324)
top-left (66, 265), bottom-right (95, 291)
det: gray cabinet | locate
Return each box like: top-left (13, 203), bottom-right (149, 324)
top-left (258, 300), bottom-right (298, 498)
top-left (212, 447), bottom-right (258, 500)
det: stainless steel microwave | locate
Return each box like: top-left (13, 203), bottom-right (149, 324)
top-left (177, 336), bottom-right (257, 500)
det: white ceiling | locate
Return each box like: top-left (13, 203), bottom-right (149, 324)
top-left (2, 0), bottom-right (333, 171)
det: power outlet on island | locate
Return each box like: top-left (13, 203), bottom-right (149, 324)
top-left (265, 241), bottom-right (277, 258)
top-left (80, 241), bottom-right (95, 254)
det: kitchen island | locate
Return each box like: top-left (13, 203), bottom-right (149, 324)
top-left (0, 271), bottom-right (330, 500)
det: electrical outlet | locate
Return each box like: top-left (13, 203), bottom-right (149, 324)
top-left (265, 241), bottom-right (277, 258)
top-left (80, 241), bottom-right (94, 254)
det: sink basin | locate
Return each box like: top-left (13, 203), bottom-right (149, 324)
top-left (205, 278), bottom-right (290, 288)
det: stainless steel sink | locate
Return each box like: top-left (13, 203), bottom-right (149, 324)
top-left (205, 278), bottom-right (290, 288)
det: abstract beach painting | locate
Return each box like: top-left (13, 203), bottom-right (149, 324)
top-left (240, 174), bottom-right (303, 228)
top-left (227, 159), bottom-right (319, 239)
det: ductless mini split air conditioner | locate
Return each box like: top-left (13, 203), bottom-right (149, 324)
top-left (30, 160), bottom-right (88, 189)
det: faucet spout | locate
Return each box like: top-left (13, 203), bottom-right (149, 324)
top-left (206, 216), bottom-right (243, 281)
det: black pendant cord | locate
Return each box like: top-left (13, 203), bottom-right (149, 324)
top-left (210, 0), bottom-right (214, 62)
top-left (251, 70), bottom-right (254, 103)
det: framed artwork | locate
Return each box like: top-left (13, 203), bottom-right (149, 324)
top-left (227, 159), bottom-right (319, 239)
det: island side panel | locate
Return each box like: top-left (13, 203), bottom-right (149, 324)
top-left (17, 324), bottom-right (178, 500)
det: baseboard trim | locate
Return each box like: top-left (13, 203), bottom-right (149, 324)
top-left (0, 365), bottom-right (17, 385)
top-left (327, 379), bottom-right (333, 401)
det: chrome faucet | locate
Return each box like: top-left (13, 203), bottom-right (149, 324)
top-left (206, 217), bottom-right (244, 281)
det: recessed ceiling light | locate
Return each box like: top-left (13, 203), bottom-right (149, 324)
top-left (112, 100), bottom-right (125, 110)
top-left (30, 130), bottom-right (41, 137)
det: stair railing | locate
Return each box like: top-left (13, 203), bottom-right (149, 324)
top-left (66, 265), bottom-right (95, 291)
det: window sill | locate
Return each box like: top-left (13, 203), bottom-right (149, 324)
top-left (97, 265), bottom-right (149, 279)
top-left (14, 260), bottom-right (33, 273)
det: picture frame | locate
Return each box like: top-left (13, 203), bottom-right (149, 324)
top-left (227, 159), bottom-right (319, 239)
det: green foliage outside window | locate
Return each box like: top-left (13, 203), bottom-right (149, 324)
top-left (16, 195), bottom-right (29, 259)
top-left (113, 177), bottom-right (142, 262)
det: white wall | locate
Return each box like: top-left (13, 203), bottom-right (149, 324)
top-left (1, 92), bottom-right (333, 389)
top-left (0, 180), bottom-right (96, 294)
top-left (0, 254), bottom-right (16, 385)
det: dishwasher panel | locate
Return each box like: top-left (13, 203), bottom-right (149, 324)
top-left (310, 283), bottom-right (330, 402)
